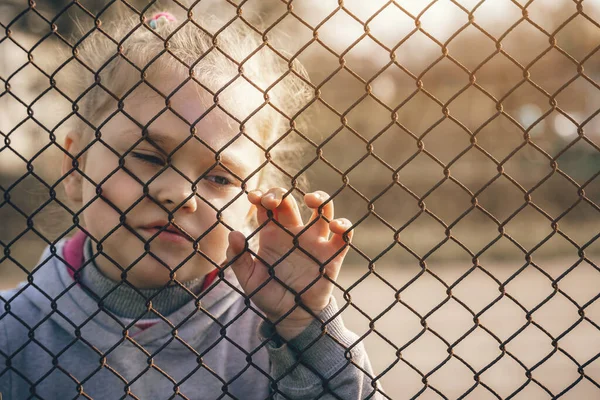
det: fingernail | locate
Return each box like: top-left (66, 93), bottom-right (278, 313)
top-left (264, 193), bottom-right (275, 201)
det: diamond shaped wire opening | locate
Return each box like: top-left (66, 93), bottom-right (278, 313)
top-left (2, 0), bottom-right (600, 399)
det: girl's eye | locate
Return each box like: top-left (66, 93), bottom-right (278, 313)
top-left (131, 152), bottom-right (165, 166)
top-left (206, 175), bottom-right (233, 186)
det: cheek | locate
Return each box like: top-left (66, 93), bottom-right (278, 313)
top-left (83, 167), bottom-right (145, 211)
top-left (102, 171), bottom-right (145, 210)
top-left (216, 176), bottom-right (260, 231)
top-left (220, 196), bottom-right (253, 232)
top-left (80, 158), bottom-right (145, 233)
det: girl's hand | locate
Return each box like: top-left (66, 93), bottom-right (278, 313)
top-left (226, 188), bottom-right (353, 340)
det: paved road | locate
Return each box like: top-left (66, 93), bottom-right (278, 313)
top-left (333, 258), bottom-right (600, 399)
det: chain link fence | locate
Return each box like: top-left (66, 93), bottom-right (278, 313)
top-left (2, 0), bottom-right (600, 398)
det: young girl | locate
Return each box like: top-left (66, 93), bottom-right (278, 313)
top-left (0, 8), bottom-right (382, 399)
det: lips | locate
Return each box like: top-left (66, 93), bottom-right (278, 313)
top-left (141, 221), bottom-right (193, 244)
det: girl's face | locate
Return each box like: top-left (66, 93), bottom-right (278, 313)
top-left (63, 80), bottom-right (263, 288)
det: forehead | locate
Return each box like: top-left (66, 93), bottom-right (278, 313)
top-left (119, 80), bottom-right (237, 147)
top-left (97, 78), bottom-right (266, 173)
top-left (126, 67), bottom-right (266, 130)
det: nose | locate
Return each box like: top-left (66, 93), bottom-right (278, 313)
top-left (154, 168), bottom-right (198, 213)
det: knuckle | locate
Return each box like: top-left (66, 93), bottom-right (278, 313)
top-left (265, 187), bottom-right (286, 199)
top-left (315, 190), bottom-right (329, 199)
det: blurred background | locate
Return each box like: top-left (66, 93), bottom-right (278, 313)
top-left (2, 0), bottom-right (600, 398)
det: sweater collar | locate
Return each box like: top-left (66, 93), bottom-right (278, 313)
top-left (20, 235), bottom-right (243, 349)
top-left (80, 238), bottom-right (206, 319)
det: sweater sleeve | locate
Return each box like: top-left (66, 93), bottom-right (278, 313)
top-left (258, 297), bottom-right (384, 399)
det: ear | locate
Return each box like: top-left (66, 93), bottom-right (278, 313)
top-left (62, 132), bottom-right (84, 203)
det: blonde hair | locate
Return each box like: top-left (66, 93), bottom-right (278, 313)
top-left (66, 5), bottom-right (314, 193)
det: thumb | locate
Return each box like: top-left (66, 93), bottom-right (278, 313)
top-left (226, 230), bottom-right (255, 289)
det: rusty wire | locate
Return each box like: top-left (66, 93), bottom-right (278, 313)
top-left (2, 0), bottom-right (600, 398)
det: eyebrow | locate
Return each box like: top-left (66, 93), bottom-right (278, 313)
top-left (216, 152), bottom-right (253, 178)
top-left (143, 131), bottom-right (178, 152)
top-left (123, 129), bottom-right (254, 177)
top-left (120, 129), bottom-right (174, 154)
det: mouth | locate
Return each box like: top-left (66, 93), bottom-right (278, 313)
top-left (141, 222), bottom-right (194, 244)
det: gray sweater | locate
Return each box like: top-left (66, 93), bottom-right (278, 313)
top-left (0, 239), bottom-right (383, 399)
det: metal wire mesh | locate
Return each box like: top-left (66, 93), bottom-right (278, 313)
top-left (2, 0), bottom-right (600, 398)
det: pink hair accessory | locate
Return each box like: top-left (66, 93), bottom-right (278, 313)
top-left (148, 12), bottom-right (177, 29)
